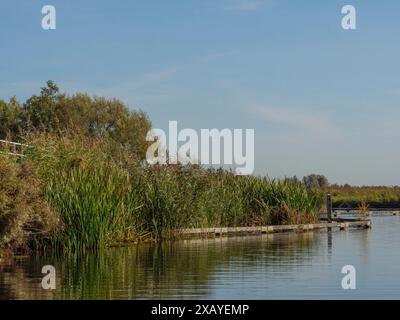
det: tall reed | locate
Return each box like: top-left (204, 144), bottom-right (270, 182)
top-left (18, 133), bottom-right (324, 250)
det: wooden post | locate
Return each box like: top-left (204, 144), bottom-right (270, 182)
top-left (326, 192), bottom-right (332, 223)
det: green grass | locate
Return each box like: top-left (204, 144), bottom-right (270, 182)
top-left (45, 165), bottom-right (143, 250)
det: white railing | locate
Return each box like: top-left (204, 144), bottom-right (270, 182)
top-left (0, 139), bottom-right (29, 157)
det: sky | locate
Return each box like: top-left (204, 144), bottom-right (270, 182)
top-left (1, 0), bottom-right (400, 185)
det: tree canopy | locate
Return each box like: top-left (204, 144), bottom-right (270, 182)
top-left (302, 174), bottom-right (329, 188)
top-left (0, 81), bottom-right (152, 160)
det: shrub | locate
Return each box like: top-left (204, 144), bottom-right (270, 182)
top-left (0, 156), bottom-right (59, 249)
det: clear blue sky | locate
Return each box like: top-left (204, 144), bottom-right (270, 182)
top-left (1, 0), bottom-right (400, 185)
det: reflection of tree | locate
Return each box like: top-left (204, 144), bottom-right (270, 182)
top-left (1, 233), bottom-right (321, 300)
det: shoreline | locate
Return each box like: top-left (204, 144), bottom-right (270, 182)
top-left (1, 218), bottom-right (371, 258)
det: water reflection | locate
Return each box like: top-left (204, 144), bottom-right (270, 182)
top-left (0, 217), bottom-right (398, 299)
top-left (327, 231), bottom-right (333, 254)
top-left (1, 233), bottom-right (318, 299)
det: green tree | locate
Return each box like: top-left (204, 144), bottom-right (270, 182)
top-left (23, 80), bottom-right (63, 133)
top-left (0, 97), bottom-right (24, 139)
top-left (302, 174), bottom-right (329, 188)
top-left (0, 81), bottom-right (152, 160)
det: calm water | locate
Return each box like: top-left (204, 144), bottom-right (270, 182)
top-left (1, 216), bottom-right (400, 299)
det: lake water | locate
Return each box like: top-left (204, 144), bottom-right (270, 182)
top-left (1, 215), bottom-right (400, 299)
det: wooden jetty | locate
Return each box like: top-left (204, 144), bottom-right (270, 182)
top-left (333, 209), bottom-right (400, 216)
top-left (176, 220), bottom-right (371, 238)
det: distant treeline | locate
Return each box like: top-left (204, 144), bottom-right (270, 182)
top-left (287, 175), bottom-right (400, 208)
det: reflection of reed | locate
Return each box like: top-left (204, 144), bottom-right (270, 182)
top-left (1, 233), bottom-right (319, 300)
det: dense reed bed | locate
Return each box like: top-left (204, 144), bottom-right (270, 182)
top-left (1, 134), bottom-right (322, 251)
